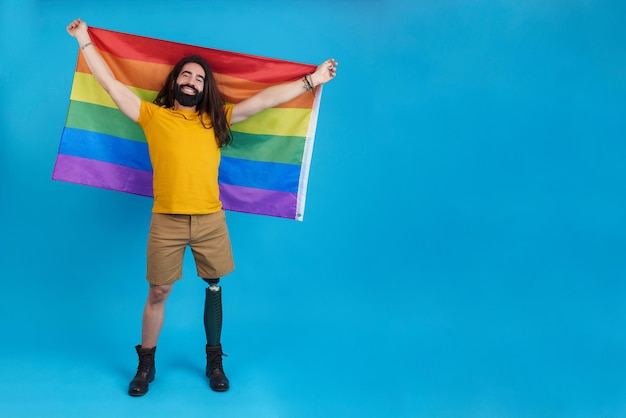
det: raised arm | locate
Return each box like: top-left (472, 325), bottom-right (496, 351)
top-left (230, 58), bottom-right (338, 125)
top-left (66, 19), bottom-right (141, 122)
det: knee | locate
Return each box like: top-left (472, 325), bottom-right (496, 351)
top-left (203, 278), bottom-right (221, 292)
top-left (148, 284), bottom-right (173, 304)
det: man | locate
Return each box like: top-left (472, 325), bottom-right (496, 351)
top-left (66, 18), bottom-right (337, 397)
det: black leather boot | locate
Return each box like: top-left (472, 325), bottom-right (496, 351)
top-left (128, 345), bottom-right (156, 397)
top-left (206, 344), bottom-right (229, 392)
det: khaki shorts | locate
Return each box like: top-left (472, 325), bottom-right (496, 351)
top-left (146, 211), bottom-right (235, 285)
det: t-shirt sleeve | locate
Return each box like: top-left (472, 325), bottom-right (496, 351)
top-left (137, 100), bottom-right (159, 128)
top-left (223, 104), bottom-right (235, 125)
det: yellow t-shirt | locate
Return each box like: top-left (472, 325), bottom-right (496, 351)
top-left (137, 101), bottom-right (234, 214)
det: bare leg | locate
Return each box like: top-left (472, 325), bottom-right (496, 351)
top-left (141, 284), bottom-right (173, 348)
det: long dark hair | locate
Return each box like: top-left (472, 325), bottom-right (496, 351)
top-left (154, 55), bottom-right (232, 147)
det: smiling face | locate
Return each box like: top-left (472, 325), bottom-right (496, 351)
top-left (174, 62), bottom-right (206, 108)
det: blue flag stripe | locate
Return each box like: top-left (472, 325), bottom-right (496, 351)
top-left (59, 127), bottom-right (301, 193)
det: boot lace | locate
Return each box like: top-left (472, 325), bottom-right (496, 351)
top-left (208, 349), bottom-right (228, 371)
top-left (137, 353), bottom-right (154, 373)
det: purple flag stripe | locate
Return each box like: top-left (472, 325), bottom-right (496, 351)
top-left (52, 154), bottom-right (153, 197)
top-left (219, 183), bottom-right (297, 219)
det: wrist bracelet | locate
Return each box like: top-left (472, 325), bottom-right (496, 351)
top-left (81, 42), bottom-right (93, 50)
top-left (302, 76), bottom-right (313, 92)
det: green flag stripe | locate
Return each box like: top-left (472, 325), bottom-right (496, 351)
top-left (224, 131), bottom-right (305, 165)
top-left (66, 100), bottom-right (306, 165)
top-left (66, 100), bottom-right (146, 142)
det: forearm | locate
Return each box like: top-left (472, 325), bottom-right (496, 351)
top-left (230, 77), bottom-right (315, 124)
top-left (73, 32), bottom-right (117, 92)
top-left (253, 77), bottom-right (313, 109)
top-left (231, 58), bottom-right (336, 124)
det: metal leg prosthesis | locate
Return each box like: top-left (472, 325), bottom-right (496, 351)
top-left (204, 279), bottom-right (223, 346)
top-left (203, 278), bottom-right (229, 392)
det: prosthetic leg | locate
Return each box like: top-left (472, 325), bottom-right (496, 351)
top-left (203, 278), bottom-right (229, 392)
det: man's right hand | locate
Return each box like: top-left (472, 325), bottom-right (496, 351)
top-left (67, 18), bottom-right (88, 38)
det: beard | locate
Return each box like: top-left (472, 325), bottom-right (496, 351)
top-left (174, 83), bottom-right (204, 107)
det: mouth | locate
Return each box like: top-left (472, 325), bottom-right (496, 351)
top-left (181, 84), bottom-right (198, 95)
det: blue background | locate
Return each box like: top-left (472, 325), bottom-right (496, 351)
top-left (1, 0), bottom-right (626, 417)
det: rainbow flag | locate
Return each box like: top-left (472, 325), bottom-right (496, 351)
top-left (53, 27), bottom-right (323, 220)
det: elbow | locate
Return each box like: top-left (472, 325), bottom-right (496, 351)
top-left (100, 79), bottom-right (116, 95)
top-left (93, 73), bottom-right (118, 95)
